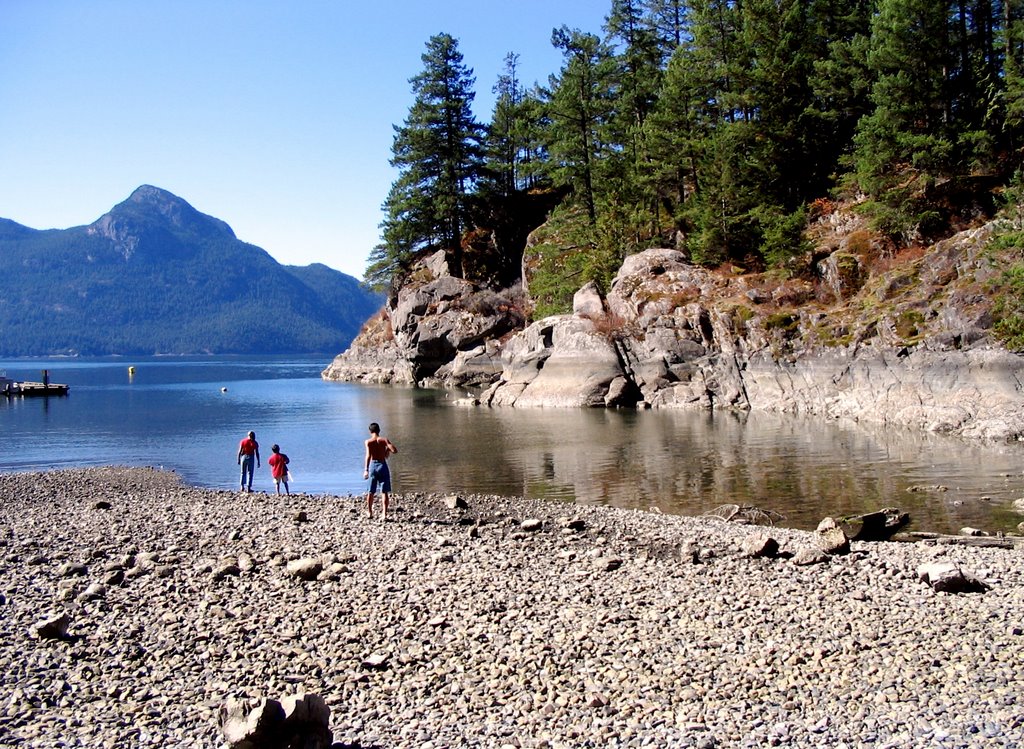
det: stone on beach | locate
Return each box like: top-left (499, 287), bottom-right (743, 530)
top-left (917, 560), bottom-right (991, 593)
top-left (285, 558), bottom-right (323, 581)
top-left (817, 526), bottom-right (851, 556)
top-left (220, 693), bottom-right (332, 749)
top-left (792, 547), bottom-right (830, 566)
top-left (31, 613), bottom-right (70, 641)
top-left (443, 494), bottom-right (468, 510)
top-left (75, 582), bottom-right (107, 602)
top-left (741, 531), bottom-right (780, 558)
top-left (520, 517), bottom-right (543, 532)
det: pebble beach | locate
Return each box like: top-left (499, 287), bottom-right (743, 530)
top-left (1, 466), bottom-right (1022, 748)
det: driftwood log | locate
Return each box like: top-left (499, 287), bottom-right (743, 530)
top-left (895, 532), bottom-right (1024, 549)
top-left (704, 504), bottom-right (785, 526)
top-left (837, 508), bottom-right (909, 541)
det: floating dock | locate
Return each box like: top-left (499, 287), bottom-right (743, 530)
top-left (1, 371), bottom-right (70, 397)
top-left (4, 381), bottom-right (70, 397)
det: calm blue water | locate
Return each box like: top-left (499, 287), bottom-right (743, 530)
top-left (2, 355), bottom-right (1023, 534)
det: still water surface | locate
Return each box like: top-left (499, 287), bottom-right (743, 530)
top-left (2, 356), bottom-right (1022, 534)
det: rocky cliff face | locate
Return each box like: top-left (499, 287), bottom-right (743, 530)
top-left (323, 216), bottom-right (1024, 442)
top-left (321, 250), bottom-right (524, 387)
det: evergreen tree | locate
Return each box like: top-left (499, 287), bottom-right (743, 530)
top-left (1003, 0), bottom-right (1024, 151)
top-left (670, 0), bottom-right (757, 263)
top-left (741, 0), bottom-right (816, 206)
top-left (545, 26), bottom-right (618, 224)
top-left (371, 32), bottom-right (484, 283)
top-left (645, 0), bottom-right (691, 63)
top-left (516, 86), bottom-right (552, 190)
top-left (853, 0), bottom-right (959, 236)
top-left (605, 0), bottom-right (666, 244)
top-left (643, 42), bottom-right (707, 246)
top-left (366, 179), bottom-right (423, 291)
top-left (485, 53), bottom-right (525, 197)
top-left (606, 0), bottom-right (663, 136)
top-left (807, 0), bottom-right (875, 181)
top-left (483, 53), bottom-right (549, 196)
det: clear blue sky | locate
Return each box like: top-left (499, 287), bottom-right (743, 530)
top-left (0, 1), bottom-right (609, 279)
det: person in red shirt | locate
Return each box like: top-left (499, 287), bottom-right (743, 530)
top-left (236, 431), bottom-right (261, 492)
top-left (268, 444), bottom-right (290, 495)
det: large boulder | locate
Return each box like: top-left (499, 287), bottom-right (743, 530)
top-left (481, 315), bottom-right (639, 407)
top-left (221, 693), bottom-right (332, 749)
top-left (917, 561), bottom-right (990, 594)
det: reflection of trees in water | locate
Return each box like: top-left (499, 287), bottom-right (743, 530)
top-left (377, 389), bottom-right (1022, 534)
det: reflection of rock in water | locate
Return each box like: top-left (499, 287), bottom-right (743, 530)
top-left (343, 386), bottom-right (1023, 537)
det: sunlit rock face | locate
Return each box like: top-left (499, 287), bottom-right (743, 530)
top-left (326, 224), bottom-right (1024, 442)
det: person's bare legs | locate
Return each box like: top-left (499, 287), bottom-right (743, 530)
top-left (366, 492), bottom-right (375, 518)
top-left (382, 492), bottom-right (390, 521)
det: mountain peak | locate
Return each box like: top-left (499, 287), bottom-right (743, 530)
top-left (0, 187), bottom-right (383, 355)
top-left (121, 185), bottom-right (235, 238)
top-left (88, 185), bottom-right (235, 259)
top-left (127, 184), bottom-right (188, 207)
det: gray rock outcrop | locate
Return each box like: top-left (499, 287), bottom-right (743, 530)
top-left (482, 238), bottom-right (1024, 440)
top-left (324, 220), bottom-right (1024, 442)
top-left (322, 251), bottom-right (523, 387)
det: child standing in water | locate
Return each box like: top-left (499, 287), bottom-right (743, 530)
top-left (363, 422), bottom-right (397, 520)
top-left (268, 444), bottom-right (290, 495)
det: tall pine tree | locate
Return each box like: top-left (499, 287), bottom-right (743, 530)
top-left (605, 0), bottom-right (666, 244)
top-left (545, 26), bottom-right (618, 225)
top-left (369, 33), bottom-right (484, 285)
top-left (483, 53), bottom-right (549, 196)
top-left (853, 0), bottom-right (959, 237)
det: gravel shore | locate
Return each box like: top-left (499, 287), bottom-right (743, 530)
top-left (1, 467), bottom-right (1022, 748)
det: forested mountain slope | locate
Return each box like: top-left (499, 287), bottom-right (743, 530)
top-left (0, 186), bottom-right (381, 356)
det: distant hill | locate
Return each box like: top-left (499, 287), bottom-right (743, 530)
top-left (0, 186), bottom-right (382, 356)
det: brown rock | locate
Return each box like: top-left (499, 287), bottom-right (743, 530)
top-left (817, 527), bottom-right (850, 556)
top-left (792, 547), bottom-right (829, 566)
top-left (917, 561), bottom-right (990, 594)
top-left (32, 613), bottom-right (70, 641)
top-left (742, 532), bottom-right (780, 559)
